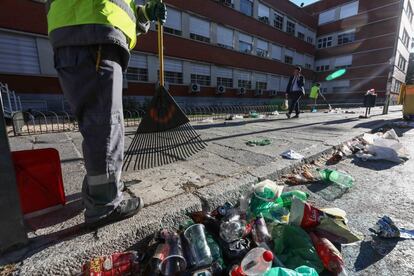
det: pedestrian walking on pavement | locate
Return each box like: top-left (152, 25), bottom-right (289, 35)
top-left (46, 0), bottom-right (167, 228)
top-left (285, 66), bottom-right (306, 119)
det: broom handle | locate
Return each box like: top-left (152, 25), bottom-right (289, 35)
top-left (158, 19), bottom-right (165, 87)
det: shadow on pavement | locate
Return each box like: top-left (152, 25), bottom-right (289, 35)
top-left (25, 197), bottom-right (84, 231)
top-left (307, 181), bottom-right (350, 201)
top-left (351, 159), bottom-right (401, 171)
top-left (354, 237), bottom-right (399, 271)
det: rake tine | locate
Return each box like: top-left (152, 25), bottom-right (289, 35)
top-left (134, 134), bottom-right (146, 170)
top-left (124, 131), bottom-right (140, 170)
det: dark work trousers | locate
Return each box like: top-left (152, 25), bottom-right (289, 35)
top-left (54, 45), bottom-right (126, 223)
top-left (288, 91), bottom-right (303, 116)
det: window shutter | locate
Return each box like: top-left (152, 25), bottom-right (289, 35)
top-left (192, 63), bottom-right (210, 76)
top-left (334, 55), bottom-right (353, 67)
top-left (129, 53), bottom-right (147, 69)
top-left (216, 67), bottom-right (233, 78)
top-left (236, 70), bottom-right (251, 80)
top-left (319, 9), bottom-right (335, 25)
top-left (189, 16), bottom-right (210, 38)
top-left (340, 1), bottom-right (359, 19)
top-left (258, 3), bottom-right (270, 18)
top-left (255, 73), bottom-right (267, 83)
top-left (217, 26), bottom-right (234, 47)
top-left (165, 8), bottom-right (182, 30)
top-left (164, 59), bottom-right (183, 72)
top-left (239, 33), bottom-right (253, 43)
top-left (271, 44), bottom-right (282, 60)
top-left (0, 31), bottom-right (40, 74)
top-left (269, 75), bottom-right (281, 90)
top-left (256, 39), bottom-right (268, 51)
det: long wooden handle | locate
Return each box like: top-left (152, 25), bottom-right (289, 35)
top-left (158, 20), bottom-right (164, 87)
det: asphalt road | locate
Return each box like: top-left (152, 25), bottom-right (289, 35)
top-left (292, 126), bottom-right (414, 275)
top-left (1, 107), bottom-right (413, 275)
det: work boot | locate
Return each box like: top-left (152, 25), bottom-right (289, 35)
top-left (293, 114), bottom-right (300, 118)
top-left (286, 113), bottom-right (291, 119)
top-left (86, 197), bottom-right (144, 229)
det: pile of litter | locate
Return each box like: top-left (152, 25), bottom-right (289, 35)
top-left (80, 179), bottom-right (364, 275)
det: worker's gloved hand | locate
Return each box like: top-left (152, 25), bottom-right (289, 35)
top-left (144, 0), bottom-right (167, 24)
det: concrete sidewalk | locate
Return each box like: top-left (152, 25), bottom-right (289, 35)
top-left (1, 106), bottom-right (404, 275)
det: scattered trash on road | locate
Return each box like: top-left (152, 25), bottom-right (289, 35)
top-left (246, 139), bottom-right (272, 147)
top-left (81, 251), bottom-right (140, 275)
top-left (226, 115), bottom-right (244, 121)
top-left (317, 168), bottom-right (354, 188)
top-left (200, 118), bottom-right (214, 124)
top-left (369, 216), bottom-right (414, 239)
top-left (356, 129), bottom-right (409, 163)
top-left (271, 111), bottom-right (280, 116)
top-left (80, 176), bottom-right (364, 275)
top-left (281, 150), bottom-right (304, 160)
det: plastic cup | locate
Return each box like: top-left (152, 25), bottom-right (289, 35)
top-left (253, 180), bottom-right (282, 202)
top-left (159, 232), bottom-right (187, 275)
top-left (184, 224), bottom-right (213, 268)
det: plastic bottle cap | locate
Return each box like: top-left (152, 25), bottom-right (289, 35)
top-left (262, 251), bottom-right (274, 262)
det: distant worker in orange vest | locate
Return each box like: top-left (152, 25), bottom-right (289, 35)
top-left (46, 0), bottom-right (167, 228)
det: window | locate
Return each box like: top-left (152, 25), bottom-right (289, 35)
top-left (402, 29), bottom-right (410, 49)
top-left (274, 12), bottom-right (284, 30)
top-left (285, 56), bottom-right (293, 64)
top-left (338, 32), bottom-right (355, 45)
top-left (190, 63), bottom-right (211, 86)
top-left (294, 53), bottom-right (304, 66)
top-left (407, 2), bottom-right (414, 23)
top-left (189, 16), bottom-right (210, 43)
top-left (340, 1), bottom-right (359, 19)
top-left (217, 26), bottom-right (234, 49)
top-left (334, 55), bottom-right (353, 69)
top-left (286, 21), bottom-right (295, 35)
top-left (0, 31), bottom-right (40, 74)
top-left (305, 55), bottom-right (314, 69)
top-left (317, 36), bottom-right (333, 49)
top-left (216, 67), bottom-right (233, 88)
top-left (240, 0), bottom-right (253, 16)
top-left (164, 59), bottom-right (183, 84)
top-left (236, 71), bottom-right (252, 89)
top-left (271, 44), bottom-right (282, 60)
top-left (256, 82), bottom-right (267, 90)
top-left (319, 9), bottom-right (335, 25)
top-left (393, 79), bottom-right (403, 93)
top-left (398, 55), bottom-right (407, 71)
top-left (256, 39), bottom-right (269, 57)
top-left (126, 54), bottom-right (148, 81)
top-left (307, 37), bottom-right (313, 44)
top-left (255, 74), bottom-right (267, 90)
top-left (239, 33), bottom-right (253, 54)
top-left (258, 3), bottom-right (270, 24)
top-left (315, 59), bottom-right (330, 72)
top-left (269, 75), bottom-right (281, 91)
top-left (164, 7), bottom-right (182, 36)
top-left (297, 32), bottom-right (305, 40)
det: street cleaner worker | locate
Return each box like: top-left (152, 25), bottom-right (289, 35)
top-left (310, 83), bottom-right (321, 112)
top-left (46, 0), bottom-right (167, 228)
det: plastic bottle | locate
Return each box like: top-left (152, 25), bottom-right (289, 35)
top-left (318, 169), bottom-right (354, 188)
top-left (230, 248), bottom-right (273, 276)
top-left (309, 232), bottom-right (348, 275)
top-left (251, 217), bottom-right (272, 247)
top-left (190, 212), bottom-right (221, 238)
top-left (275, 190), bottom-right (309, 209)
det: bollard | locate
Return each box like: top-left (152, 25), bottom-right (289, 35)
top-left (0, 97), bottom-right (28, 253)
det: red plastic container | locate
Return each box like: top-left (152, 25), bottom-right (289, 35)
top-left (12, 148), bottom-right (66, 215)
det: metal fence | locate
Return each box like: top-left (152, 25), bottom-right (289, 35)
top-left (7, 100), bottom-right (382, 136)
top-left (8, 105), bottom-right (281, 136)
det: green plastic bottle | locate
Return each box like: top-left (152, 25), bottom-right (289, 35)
top-left (275, 190), bottom-right (309, 209)
top-left (318, 169), bottom-right (354, 188)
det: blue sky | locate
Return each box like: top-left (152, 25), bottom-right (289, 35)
top-left (290, 0), bottom-right (319, 6)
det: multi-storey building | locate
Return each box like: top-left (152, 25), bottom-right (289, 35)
top-left (0, 0), bottom-right (412, 112)
top-left (306, 0), bottom-right (414, 104)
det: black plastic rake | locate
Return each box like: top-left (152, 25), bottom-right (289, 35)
top-left (123, 19), bottom-right (206, 171)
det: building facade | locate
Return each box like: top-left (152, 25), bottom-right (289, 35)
top-left (306, 0), bottom-right (414, 104)
top-left (0, 0), bottom-right (412, 112)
